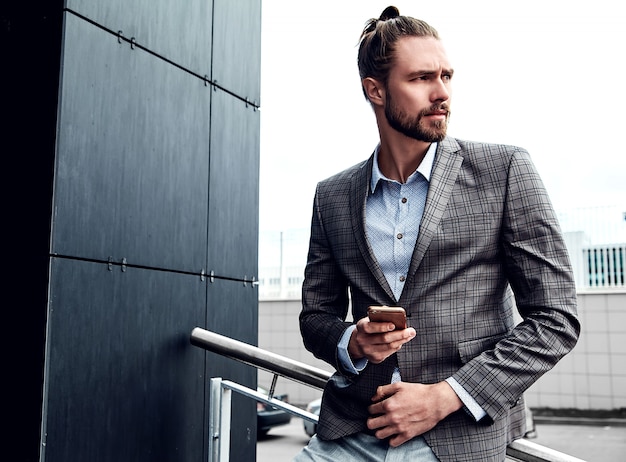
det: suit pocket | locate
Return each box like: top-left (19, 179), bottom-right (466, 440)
top-left (457, 332), bottom-right (507, 364)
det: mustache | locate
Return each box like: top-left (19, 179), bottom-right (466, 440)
top-left (422, 103), bottom-right (450, 116)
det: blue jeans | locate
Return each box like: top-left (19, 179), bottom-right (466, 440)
top-left (292, 433), bottom-right (440, 461)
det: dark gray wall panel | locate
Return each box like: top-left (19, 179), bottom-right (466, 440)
top-left (205, 278), bottom-right (258, 461)
top-left (207, 89), bottom-right (260, 280)
top-left (64, 0), bottom-right (213, 78)
top-left (11, 1), bottom-right (262, 459)
top-left (212, 0), bottom-right (262, 104)
top-left (42, 258), bottom-right (206, 461)
top-left (52, 14), bottom-right (210, 273)
top-left (206, 277), bottom-right (258, 344)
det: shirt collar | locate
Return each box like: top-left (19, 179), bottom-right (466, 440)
top-left (370, 142), bottom-right (437, 193)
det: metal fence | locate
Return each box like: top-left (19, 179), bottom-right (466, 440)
top-left (582, 244), bottom-right (625, 288)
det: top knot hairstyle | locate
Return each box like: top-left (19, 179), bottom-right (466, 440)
top-left (358, 6), bottom-right (440, 100)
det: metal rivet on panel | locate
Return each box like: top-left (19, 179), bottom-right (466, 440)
top-left (210, 270), bottom-right (215, 283)
top-left (121, 258), bottom-right (127, 272)
top-left (108, 257), bottom-right (113, 271)
top-left (130, 37), bottom-right (136, 50)
top-left (200, 269), bottom-right (205, 282)
top-left (117, 30), bottom-right (123, 44)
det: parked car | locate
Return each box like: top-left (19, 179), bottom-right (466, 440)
top-left (303, 397), bottom-right (321, 437)
top-left (257, 386), bottom-right (291, 437)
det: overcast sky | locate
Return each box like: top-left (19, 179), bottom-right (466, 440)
top-left (259, 0), bottom-right (626, 233)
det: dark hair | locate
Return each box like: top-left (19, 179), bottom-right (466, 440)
top-left (357, 6), bottom-right (440, 100)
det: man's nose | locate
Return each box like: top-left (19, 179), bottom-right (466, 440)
top-left (431, 78), bottom-right (450, 102)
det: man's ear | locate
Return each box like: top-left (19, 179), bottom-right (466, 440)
top-left (362, 77), bottom-right (384, 106)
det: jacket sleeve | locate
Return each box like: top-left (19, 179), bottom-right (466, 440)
top-left (299, 183), bottom-right (353, 372)
top-left (451, 149), bottom-right (580, 422)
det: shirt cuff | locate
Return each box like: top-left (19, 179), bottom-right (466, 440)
top-left (338, 325), bottom-right (368, 374)
top-left (445, 377), bottom-right (487, 422)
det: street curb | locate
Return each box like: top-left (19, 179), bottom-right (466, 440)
top-left (533, 416), bottom-right (626, 427)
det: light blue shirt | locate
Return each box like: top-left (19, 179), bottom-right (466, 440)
top-left (366, 144), bottom-right (434, 299)
top-left (338, 143), bottom-right (486, 421)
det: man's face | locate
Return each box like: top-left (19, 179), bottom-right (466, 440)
top-left (383, 36), bottom-right (453, 142)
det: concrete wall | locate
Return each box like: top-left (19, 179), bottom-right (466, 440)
top-left (525, 290), bottom-right (626, 410)
top-left (258, 299), bottom-right (329, 405)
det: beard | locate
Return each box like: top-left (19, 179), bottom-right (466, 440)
top-left (384, 90), bottom-right (450, 142)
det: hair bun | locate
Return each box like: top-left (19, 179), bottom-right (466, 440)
top-left (379, 6), bottom-right (400, 21)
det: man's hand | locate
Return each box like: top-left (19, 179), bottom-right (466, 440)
top-left (348, 316), bottom-right (416, 364)
top-left (366, 381), bottom-right (463, 447)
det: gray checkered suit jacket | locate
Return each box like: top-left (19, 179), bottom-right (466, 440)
top-left (300, 136), bottom-right (580, 462)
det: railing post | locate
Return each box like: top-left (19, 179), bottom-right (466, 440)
top-left (209, 377), bottom-right (231, 462)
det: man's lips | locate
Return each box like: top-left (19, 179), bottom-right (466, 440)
top-left (425, 111), bottom-right (448, 118)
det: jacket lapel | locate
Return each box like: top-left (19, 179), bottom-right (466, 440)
top-left (405, 137), bottom-right (463, 283)
top-left (349, 155), bottom-right (396, 302)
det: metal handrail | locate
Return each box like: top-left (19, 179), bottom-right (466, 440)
top-left (190, 327), bottom-right (331, 389)
top-left (190, 327), bottom-right (585, 462)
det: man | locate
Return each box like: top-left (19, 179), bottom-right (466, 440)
top-left (294, 6), bottom-right (580, 462)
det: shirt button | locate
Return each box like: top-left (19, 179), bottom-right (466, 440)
top-left (397, 233), bottom-right (403, 239)
top-left (401, 197), bottom-right (407, 203)
top-left (399, 276), bottom-right (406, 282)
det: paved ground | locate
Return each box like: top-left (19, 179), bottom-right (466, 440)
top-left (257, 418), bottom-right (626, 462)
